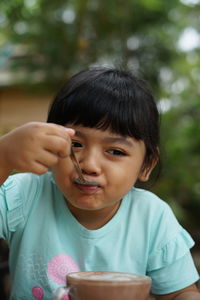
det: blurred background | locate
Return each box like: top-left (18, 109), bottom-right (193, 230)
top-left (0, 0), bottom-right (200, 298)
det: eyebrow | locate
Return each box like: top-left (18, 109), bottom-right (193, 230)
top-left (75, 130), bottom-right (134, 147)
top-left (103, 137), bottom-right (134, 147)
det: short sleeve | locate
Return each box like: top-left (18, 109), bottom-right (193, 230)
top-left (146, 202), bottom-right (199, 294)
top-left (148, 251), bottom-right (199, 295)
top-left (0, 176), bottom-right (24, 240)
top-left (0, 173), bottom-right (39, 241)
top-left (148, 228), bottom-right (195, 270)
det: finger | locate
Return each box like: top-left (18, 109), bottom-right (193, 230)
top-left (45, 123), bottom-right (75, 138)
top-left (29, 161), bottom-right (49, 175)
top-left (63, 127), bottom-right (75, 137)
top-left (44, 136), bottom-right (71, 158)
top-left (36, 150), bottom-right (59, 167)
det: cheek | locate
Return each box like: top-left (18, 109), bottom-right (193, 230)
top-left (117, 160), bottom-right (141, 176)
top-left (111, 161), bottom-right (142, 187)
top-left (108, 165), bottom-right (137, 189)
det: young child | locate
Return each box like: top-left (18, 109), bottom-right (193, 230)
top-left (0, 68), bottom-right (199, 300)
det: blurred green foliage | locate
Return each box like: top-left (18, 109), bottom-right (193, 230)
top-left (0, 0), bottom-right (200, 230)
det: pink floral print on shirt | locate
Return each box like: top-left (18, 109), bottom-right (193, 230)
top-left (48, 254), bottom-right (79, 285)
top-left (32, 286), bottom-right (44, 299)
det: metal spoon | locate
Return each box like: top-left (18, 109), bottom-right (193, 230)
top-left (70, 147), bottom-right (98, 186)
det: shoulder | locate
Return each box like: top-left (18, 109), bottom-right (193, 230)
top-left (1, 172), bottom-right (51, 196)
top-left (126, 187), bottom-right (171, 215)
top-left (0, 172), bottom-right (55, 239)
top-left (125, 188), bottom-right (182, 241)
top-left (0, 172), bottom-right (54, 218)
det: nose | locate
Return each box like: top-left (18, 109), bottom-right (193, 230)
top-left (79, 150), bottom-right (101, 176)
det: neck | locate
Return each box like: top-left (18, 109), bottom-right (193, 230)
top-left (66, 200), bottom-right (121, 230)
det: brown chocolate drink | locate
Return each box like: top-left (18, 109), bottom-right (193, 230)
top-left (66, 271), bottom-right (151, 300)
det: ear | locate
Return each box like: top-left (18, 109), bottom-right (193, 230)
top-left (138, 158), bottom-right (158, 182)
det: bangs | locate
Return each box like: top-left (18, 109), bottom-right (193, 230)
top-left (57, 79), bottom-right (143, 140)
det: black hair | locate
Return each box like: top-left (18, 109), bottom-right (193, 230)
top-left (47, 67), bottom-right (160, 172)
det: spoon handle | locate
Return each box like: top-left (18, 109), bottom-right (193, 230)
top-left (70, 147), bottom-right (86, 184)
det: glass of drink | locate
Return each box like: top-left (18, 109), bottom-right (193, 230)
top-left (53, 271), bottom-right (151, 300)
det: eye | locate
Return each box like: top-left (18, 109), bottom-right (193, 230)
top-left (71, 141), bottom-right (83, 148)
top-left (107, 149), bottom-right (126, 156)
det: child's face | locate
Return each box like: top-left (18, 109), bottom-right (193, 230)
top-left (51, 125), bottom-right (148, 216)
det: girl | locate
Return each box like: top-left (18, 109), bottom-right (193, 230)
top-left (0, 68), bottom-right (199, 299)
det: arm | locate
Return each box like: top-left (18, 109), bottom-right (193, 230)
top-left (0, 122), bottom-right (74, 186)
top-left (155, 284), bottom-right (200, 300)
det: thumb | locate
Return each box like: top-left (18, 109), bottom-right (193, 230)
top-left (64, 127), bottom-right (75, 137)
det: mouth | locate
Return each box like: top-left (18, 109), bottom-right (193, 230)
top-left (74, 178), bottom-right (98, 186)
top-left (73, 178), bottom-right (100, 187)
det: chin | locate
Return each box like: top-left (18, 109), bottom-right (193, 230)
top-left (67, 199), bottom-right (101, 210)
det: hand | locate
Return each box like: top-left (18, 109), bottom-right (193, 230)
top-left (0, 122), bottom-right (74, 177)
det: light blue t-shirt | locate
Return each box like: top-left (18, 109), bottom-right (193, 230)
top-left (0, 172), bottom-right (199, 299)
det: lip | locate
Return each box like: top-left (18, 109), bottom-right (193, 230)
top-left (74, 177), bottom-right (98, 186)
top-left (74, 182), bottom-right (101, 193)
top-left (73, 177), bottom-right (101, 186)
